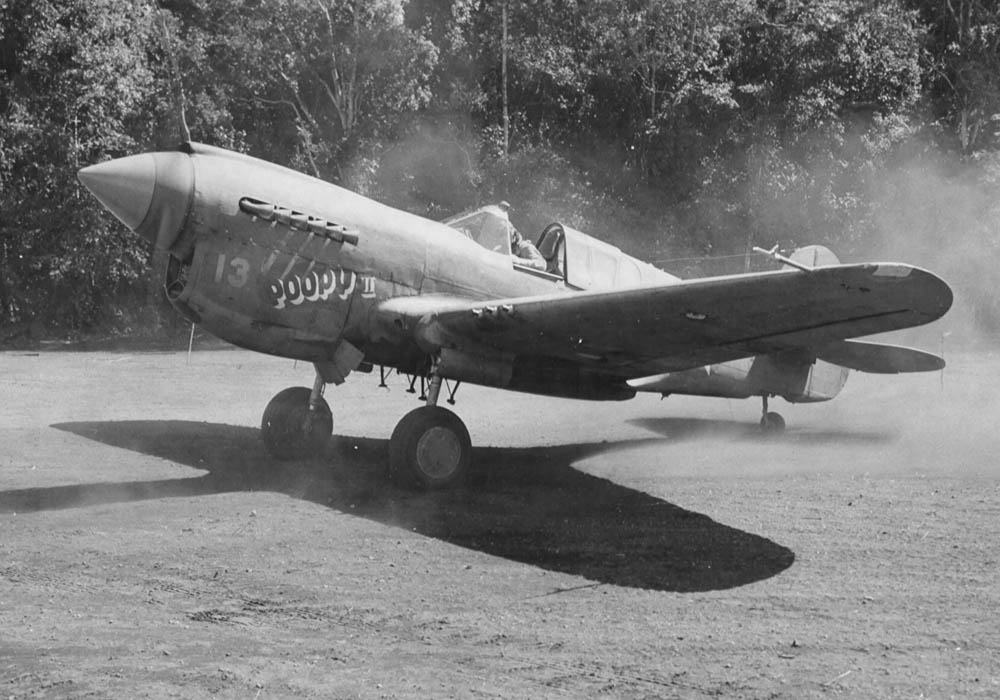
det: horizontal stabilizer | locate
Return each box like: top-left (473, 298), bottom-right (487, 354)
top-left (815, 340), bottom-right (945, 374)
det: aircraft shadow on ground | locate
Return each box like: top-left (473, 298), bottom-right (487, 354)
top-left (3, 420), bottom-right (797, 593)
top-left (627, 417), bottom-right (896, 445)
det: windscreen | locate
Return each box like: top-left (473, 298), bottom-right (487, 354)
top-left (444, 209), bottom-right (511, 255)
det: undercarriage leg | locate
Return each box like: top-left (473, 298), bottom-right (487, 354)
top-left (309, 371), bottom-right (326, 411)
top-left (425, 362), bottom-right (443, 407)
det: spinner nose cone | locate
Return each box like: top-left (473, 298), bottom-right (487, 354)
top-left (78, 153), bottom-right (156, 231)
top-left (78, 151), bottom-right (194, 250)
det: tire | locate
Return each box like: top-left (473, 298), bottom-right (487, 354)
top-left (388, 406), bottom-right (471, 490)
top-left (261, 386), bottom-right (333, 460)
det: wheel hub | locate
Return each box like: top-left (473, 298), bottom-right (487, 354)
top-left (415, 427), bottom-right (462, 479)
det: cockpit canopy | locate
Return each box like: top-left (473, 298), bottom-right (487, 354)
top-left (443, 204), bottom-right (679, 290)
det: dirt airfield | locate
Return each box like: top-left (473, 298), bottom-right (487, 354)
top-left (1, 344), bottom-right (997, 699)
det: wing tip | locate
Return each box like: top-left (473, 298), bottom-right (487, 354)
top-left (872, 264), bottom-right (954, 322)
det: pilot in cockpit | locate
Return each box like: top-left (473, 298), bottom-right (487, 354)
top-left (498, 202), bottom-right (546, 271)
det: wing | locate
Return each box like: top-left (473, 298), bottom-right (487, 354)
top-left (380, 263), bottom-right (952, 377)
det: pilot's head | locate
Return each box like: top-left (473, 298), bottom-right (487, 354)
top-left (497, 201), bottom-right (520, 244)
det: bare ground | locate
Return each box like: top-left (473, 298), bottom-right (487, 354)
top-left (1, 347), bottom-right (997, 699)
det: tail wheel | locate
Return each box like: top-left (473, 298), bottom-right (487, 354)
top-left (389, 406), bottom-right (471, 490)
top-left (261, 386), bottom-right (333, 460)
top-left (760, 411), bottom-right (786, 435)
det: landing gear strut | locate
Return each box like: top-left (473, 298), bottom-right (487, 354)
top-left (759, 395), bottom-right (785, 435)
top-left (261, 372), bottom-right (332, 460)
top-left (388, 360), bottom-right (471, 490)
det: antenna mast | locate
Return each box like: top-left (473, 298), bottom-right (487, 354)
top-left (502, 1), bottom-right (509, 158)
top-left (157, 4), bottom-right (191, 143)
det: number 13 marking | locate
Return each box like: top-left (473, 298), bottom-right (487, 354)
top-left (215, 254), bottom-right (249, 288)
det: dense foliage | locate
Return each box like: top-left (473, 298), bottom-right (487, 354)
top-left (2, 0), bottom-right (998, 339)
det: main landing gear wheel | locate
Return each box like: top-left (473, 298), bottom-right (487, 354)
top-left (261, 386), bottom-right (333, 460)
top-left (389, 406), bottom-right (471, 490)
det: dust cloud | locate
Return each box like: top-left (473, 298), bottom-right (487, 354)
top-left (343, 118), bottom-right (483, 219)
top-left (867, 153), bottom-right (1000, 347)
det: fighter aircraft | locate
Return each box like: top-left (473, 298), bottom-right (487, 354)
top-left (77, 142), bottom-right (952, 489)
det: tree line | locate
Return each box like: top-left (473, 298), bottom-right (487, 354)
top-left (2, 0), bottom-right (998, 339)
